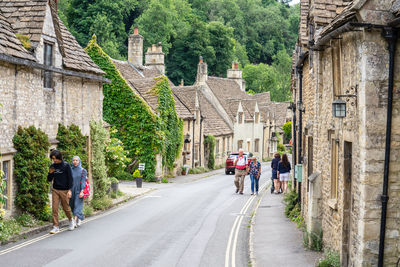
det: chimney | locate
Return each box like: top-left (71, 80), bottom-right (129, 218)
top-left (227, 61), bottom-right (244, 91)
top-left (128, 26), bottom-right (143, 66)
top-left (145, 42), bottom-right (165, 74)
top-left (179, 79), bottom-right (184, 86)
top-left (196, 56), bottom-right (208, 85)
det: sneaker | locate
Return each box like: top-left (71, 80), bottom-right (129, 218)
top-left (239, 192), bottom-right (243, 195)
top-left (49, 226), bottom-right (59, 234)
top-left (69, 220), bottom-right (75, 231)
top-left (76, 219), bottom-right (82, 227)
top-left (251, 193), bottom-right (254, 195)
top-left (236, 189), bottom-right (239, 193)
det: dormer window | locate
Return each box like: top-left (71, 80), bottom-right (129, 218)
top-left (238, 112), bottom-right (243, 123)
top-left (43, 42), bottom-right (53, 88)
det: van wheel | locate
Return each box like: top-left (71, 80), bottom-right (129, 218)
top-left (225, 170), bottom-right (229, 175)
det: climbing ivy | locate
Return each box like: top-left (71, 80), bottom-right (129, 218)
top-left (56, 124), bottom-right (88, 169)
top-left (204, 135), bottom-right (216, 170)
top-left (86, 35), bottom-right (162, 181)
top-left (151, 76), bottom-right (184, 171)
top-left (90, 121), bottom-right (110, 199)
top-left (12, 126), bottom-right (51, 220)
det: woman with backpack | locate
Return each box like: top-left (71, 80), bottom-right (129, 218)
top-left (277, 153), bottom-right (291, 194)
top-left (271, 153), bottom-right (281, 194)
top-left (70, 156), bottom-right (87, 227)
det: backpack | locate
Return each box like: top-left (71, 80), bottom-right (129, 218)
top-left (81, 169), bottom-right (90, 199)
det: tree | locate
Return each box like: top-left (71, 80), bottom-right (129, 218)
top-left (282, 121), bottom-right (292, 143)
top-left (65, 0), bottom-right (138, 59)
top-left (206, 21), bottom-right (235, 77)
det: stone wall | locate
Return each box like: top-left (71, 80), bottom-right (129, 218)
top-left (299, 25), bottom-right (400, 266)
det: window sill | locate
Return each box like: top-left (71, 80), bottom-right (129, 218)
top-left (328, 198), bottom-right (338, 210)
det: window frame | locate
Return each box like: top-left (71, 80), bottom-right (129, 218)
top-left (43, 42), bottom-right (54, 89)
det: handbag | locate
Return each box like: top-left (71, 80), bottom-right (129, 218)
top-left (80, 169), bottom-right (90, 199)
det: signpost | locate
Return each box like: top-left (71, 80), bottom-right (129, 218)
top-left (136, 163), bottom-right (145, 188)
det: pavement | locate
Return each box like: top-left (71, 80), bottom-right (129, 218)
top-left (251, 188), bottom-right (323, 267)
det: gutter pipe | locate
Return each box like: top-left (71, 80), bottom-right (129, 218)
top-left (378, 27), bottom-right (397, 267)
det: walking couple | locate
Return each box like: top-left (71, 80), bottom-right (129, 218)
top-left (47, 150), bottom-right (88, 234)
top-left (234, 149), bottom-right (261, 195)
top-left (271, 153), bottom-right (291, 194)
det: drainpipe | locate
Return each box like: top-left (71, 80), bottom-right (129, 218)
top-left (192, 118), bottom-right (196, 168)
top-left (296, 65), bottom-right (303, 204)
top-left (292, 101), bottom-right (297, 190)
top-left (378, 27), bottom-right (397, 267)
top-left (199, 116), bottom-right (204, 167)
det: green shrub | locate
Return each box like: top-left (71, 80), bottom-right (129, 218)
top-left (15, 213), bottom-right (36, 227)
top-left (277, 143), bottom-right (286, 153)
top-left (188, 166), bottom-right (210, 174)
top-left (0, 218), bottom-right (21, 242)
top-left (161, 178), bottom-right (168, 183)
top-left (90, 121), bottom-right (110, 200)
top-left (56, 124), bottom-right (88, 169)
top-left (116, 172), bottom-right (133, 181)
top-left (91, 196), bottom-right (113, 211)
top-left (105, 132), bottom-right (131, 178)
top-left (318, 250), bottom-right (340, 267)
top-left (13, 126), bottom-right (50, 220)
top-left (204, 135), bottom-right (216, 170)
top-left (283, 189), bottom-right (298, 217)
top-left (83, 205), bottom-right (94, 217)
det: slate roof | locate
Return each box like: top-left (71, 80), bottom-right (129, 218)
top-left (310, 0), bottom-right (353, 26)
top-left (0, 0), bottom-right (104, 74)
top-left (113, 59), bottom-right (193, 119)
top-left (174, 85), bottom-right (232, 136)
top-left (268, 102), bottom-right (290, 127)
top-left (0, 11), bottom-right (36, 60)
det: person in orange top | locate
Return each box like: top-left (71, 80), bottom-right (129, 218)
top-left (234, 149), bottom-right (249, 194)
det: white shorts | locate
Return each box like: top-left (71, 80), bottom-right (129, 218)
top-left (279, 172), bottom-right (290, 182)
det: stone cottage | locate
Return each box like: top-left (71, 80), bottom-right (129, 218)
top-left (292, 0), bottom-right (400, 266)
top-left (112, 27), bottom-right (195, 175)
top-left (0, 0), bottom-right (107, 217)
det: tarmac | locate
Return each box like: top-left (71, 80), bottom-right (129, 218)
top-left (251, 188), bottom-right (323, 267)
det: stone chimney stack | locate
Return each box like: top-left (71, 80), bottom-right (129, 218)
top-left (145, 42), bottom-right (165, 74)
top-left (196, 56), bottom-right (208, 85)
top-left (128, 27), bottom-right (143, 67)
top-left (227, 62), bottom-right (245, 91)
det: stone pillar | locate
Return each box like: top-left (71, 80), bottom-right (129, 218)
top-left (128, 27), bottom-right (143, 67)
top-left (196, 56), bottom-right (208, 85)
top-left (145, 42), bottom-right (165, 74)
top-left (227, 62), bottom-right (245, 91)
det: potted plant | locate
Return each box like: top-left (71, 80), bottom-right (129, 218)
top-left (181, 166), bottom-right (186, 175)
top-left (133, 169), bottom-right (142, 188)
top-left (110, 177), bottom-right (119, 193)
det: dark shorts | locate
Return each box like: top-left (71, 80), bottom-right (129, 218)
top-left (272, 170), bottom-right (278, 179)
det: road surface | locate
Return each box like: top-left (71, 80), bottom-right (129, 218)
top-left (0, 165), bottom-right (271, 267)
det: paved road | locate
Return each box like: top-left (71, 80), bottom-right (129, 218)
top-left (0, 166), bottom-right (271, 267)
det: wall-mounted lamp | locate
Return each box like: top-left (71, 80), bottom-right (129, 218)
top-left (332, 99), bottom-right (346, 118)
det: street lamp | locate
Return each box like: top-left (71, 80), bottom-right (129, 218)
top-left (332, 99), bottom-right (346, 118)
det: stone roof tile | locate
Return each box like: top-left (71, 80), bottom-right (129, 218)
top-left (0, 11), bottom-right (35, 60)
top-left (0, 0), bottom-right (104, 74)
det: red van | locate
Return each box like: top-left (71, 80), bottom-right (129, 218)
top-left (225, 152), bottom-right (251, 175)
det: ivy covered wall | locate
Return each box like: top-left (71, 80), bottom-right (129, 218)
top-left (86, 36), bottom-right (183, 180)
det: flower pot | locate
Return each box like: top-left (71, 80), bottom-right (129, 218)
top-left (136, 177), bottom-right (142, 188)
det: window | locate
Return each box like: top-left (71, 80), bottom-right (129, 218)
top-left (2, 160), bottom-right (10, 209)
top-left (188, 120), bottom-right (190, 132)
top-left (254, 139), bottom-right (259, 153)
top-left (43, 43), bottom-right (53, 88)
top-left (227, 137), bottom-right (230, 151)
top-left (331, 138), bottom-right (339, 199)
top-left (238, 112), bottom-right (243, 123)
top-left (222, 137), bottom-right (226, 153)
top-left (238, 140), bottom-right (243, 149)
top-left (216, 140), bottom-right (220, 154)
top-left (255, 112), bottom-right (259, 123)
top-left (247, 141), bottom-right (251, 152)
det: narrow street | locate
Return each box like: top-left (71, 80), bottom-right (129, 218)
top-left (0, 166), bottom-right (271, 267)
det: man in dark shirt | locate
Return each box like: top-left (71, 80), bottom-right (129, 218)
top-left (47, 150), bottom-right (75, 233)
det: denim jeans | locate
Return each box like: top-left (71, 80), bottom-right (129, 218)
top-left (250, 174), bottom-right (259, 193)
